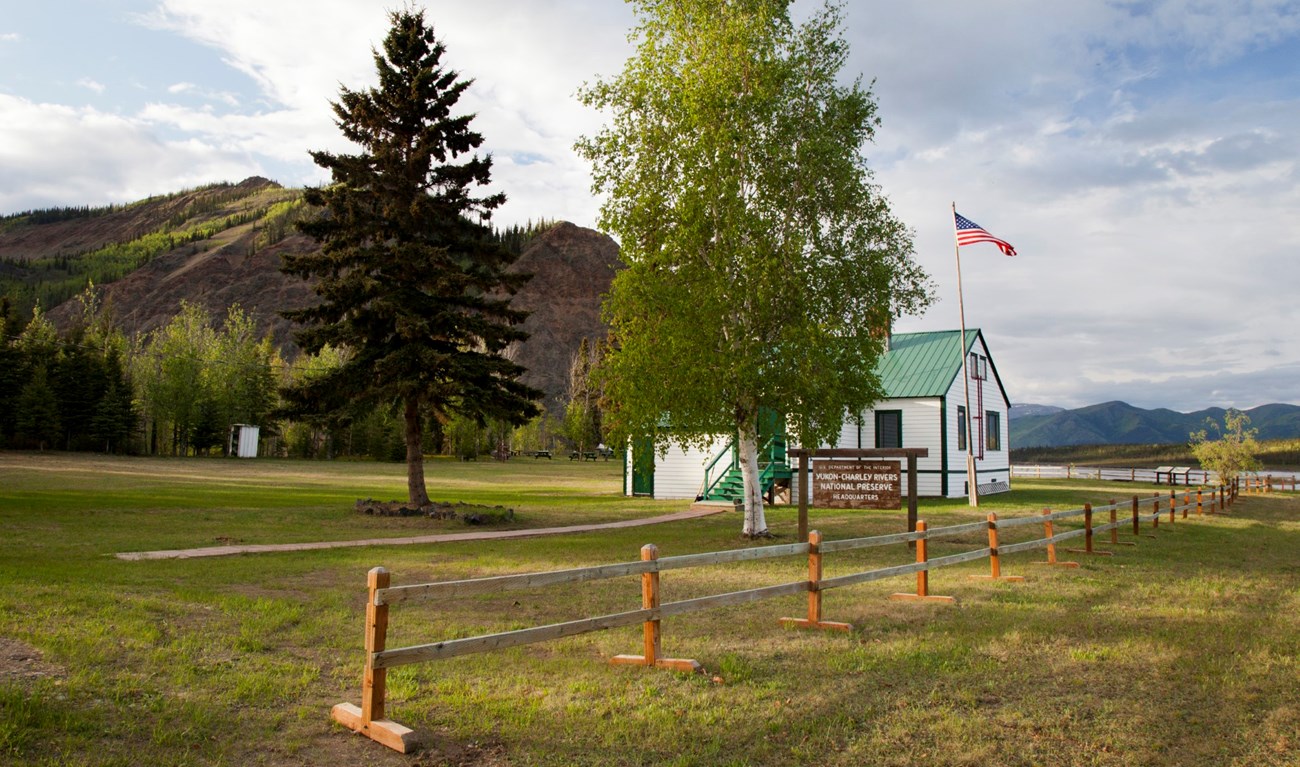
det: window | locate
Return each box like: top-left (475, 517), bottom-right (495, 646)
top-left (957, 406), bottom-right (967, 451)
top-left (986, 411), bottom-right (1001, 451)
top-left (875, 410), bottom-right (902, 449)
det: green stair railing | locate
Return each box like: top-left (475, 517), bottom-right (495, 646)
top-left (700, 435), bottom-right (789, 501)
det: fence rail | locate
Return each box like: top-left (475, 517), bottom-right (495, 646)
top-left (1011, 464), bottom-right (1298, 491)
top-left (333, 482), bottom-right (1241, 753)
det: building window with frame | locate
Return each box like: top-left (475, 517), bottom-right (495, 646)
top-left (875, 410), bottom-right (902, 449)
top-left (957, 405), bottom-right (967, 451)
top-left (986, 410), bottom-right (1001, 452)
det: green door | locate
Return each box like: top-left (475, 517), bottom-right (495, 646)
top-left (631, 437), bottom-right (655, 496)
top-left (758, 407), bottom-right (786, 463)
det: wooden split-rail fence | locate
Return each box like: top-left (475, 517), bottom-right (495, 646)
top-left (334, 485), bottom-right (1238, 753)
top-left (1012, 464), bottom-right (1298, 492)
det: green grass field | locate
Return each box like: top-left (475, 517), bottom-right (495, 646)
top-left (1, 452), bottom-right (1296, 766)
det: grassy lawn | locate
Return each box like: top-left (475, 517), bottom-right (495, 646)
top-left (1, 452), bottom-right (1296, 766)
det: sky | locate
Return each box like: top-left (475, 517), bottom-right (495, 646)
top-left (2, 0), bottom-right (1299, 413)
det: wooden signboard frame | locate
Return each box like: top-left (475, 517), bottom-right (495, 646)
top-left (812, 460), bottom-right (902, 509)
top-left (788, 448), bottom-right (929, 543)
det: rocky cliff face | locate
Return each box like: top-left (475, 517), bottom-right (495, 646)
top-left (60, 231), bottom-right (318, 351)
top-left (506, 222), bottom-right (620, 415)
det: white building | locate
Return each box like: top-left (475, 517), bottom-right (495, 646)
top-left (625, 329), bottom-right (1011, 500)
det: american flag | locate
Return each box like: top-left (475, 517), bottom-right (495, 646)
top-left (954, 212), bottom-right (1016, 256)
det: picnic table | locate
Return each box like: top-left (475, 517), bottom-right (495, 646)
top-left (1154, 466), bottom-right (1192, 485)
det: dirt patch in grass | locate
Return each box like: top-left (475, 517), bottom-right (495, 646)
top-left (0, 637), bottom-right (64, 685)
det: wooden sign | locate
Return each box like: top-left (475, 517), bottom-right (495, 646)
top-left (813, 461), bottom-right (901, 509)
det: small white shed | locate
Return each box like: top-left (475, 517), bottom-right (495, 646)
top-left (230, 424), bottom-right (260, 458)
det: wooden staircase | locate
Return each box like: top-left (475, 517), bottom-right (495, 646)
top-left (699, 436), bottom-right (791, 502)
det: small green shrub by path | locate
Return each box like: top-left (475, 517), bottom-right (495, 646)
top-left (0, 452), bottom-right (1296, 766)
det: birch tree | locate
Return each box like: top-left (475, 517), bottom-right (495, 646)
top-left (578, 0), bottom-right (933, 536)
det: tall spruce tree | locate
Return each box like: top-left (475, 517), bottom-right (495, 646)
top-left (282, 10), bottom-right (539, 506)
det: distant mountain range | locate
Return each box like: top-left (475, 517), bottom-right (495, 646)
top-left (1009, 401), bottom-right (1300, 448)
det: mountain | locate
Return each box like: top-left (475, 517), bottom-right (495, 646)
top-left (1010, 400), bottom-right (1300, 447)
top-left (504, 222), bottom-right (620, 415)
top-left (2, 179), bottom-right (618, 416)
top-left (1009, 403), bottom-right (1065, 419)
top-left (15, 177), bottom-right (313, 349)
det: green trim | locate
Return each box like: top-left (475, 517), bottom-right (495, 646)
top-left (956, 404), bottom-right (967, 452)
top-left (986, 410), bottom-right (1002, 451)
top-left (874, 410), bottom-right (903, 449)
top-left (939, 396), bottom-right (948, 497)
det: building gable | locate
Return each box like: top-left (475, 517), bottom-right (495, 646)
top-left (879, 330), bottom-right (1010, 407)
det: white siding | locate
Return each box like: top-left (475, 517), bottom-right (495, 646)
top-left (645, 437), bottom-right (731, 500)
top-left (629, 330), bottom-right (1013, 500)
top-left (944, 333), bottom-right (1011, 497)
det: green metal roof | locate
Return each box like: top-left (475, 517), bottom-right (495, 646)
top-left (877, 329), bottom-right (985, 399)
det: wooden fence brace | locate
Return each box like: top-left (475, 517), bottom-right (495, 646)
top-left (610, 545), bottom-right (701, 673)
top-left (1034, 508), bottom-right (1080, 568)
top-left (969, 512), bottom-right (1026, 582)
top-left (1064, 503), bottom-right (1114, 557)
top-left (331, 567), bottom-right (418, 753)
top-left (780, 530), bottom-right (852, 632)
top-left (890, 521), bottom-right (956, 602)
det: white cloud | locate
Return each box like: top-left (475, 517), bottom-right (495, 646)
top-left (0, 32), bottom-right (19, 43)
top-left (3, 1), bottom-right (1299, 411)
top-left (76, 77), bottom-right (105, 93)
top-left (0, 93), bottom-right (267, 211)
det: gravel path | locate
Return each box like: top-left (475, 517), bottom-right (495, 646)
top-left (115, 505), bottom-right (730, 561)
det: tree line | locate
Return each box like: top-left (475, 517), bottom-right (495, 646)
top-left (0, 286), bottom-right (606, 460)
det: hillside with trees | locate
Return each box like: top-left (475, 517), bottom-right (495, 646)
top-left (0, 177), bottom-right (617, 459)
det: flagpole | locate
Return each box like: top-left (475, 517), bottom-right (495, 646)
top-left (953, 202), bottom-right (979, 507)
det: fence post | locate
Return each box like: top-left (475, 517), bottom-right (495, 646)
top-left (362, 567), bottom-right (389, 726)
top-left (1064, 503), bottom-right (1113, 557)
top-left (970, 512), bottom-right (1025, 582)
top-left (1196, 488), bottom-right (1203, 516)
top-left (1152, 494), bottom-right (1160, 531)
top-left (1037, 508), bottom-right (1079, 568)
top-left (1169, 489), bottom-right (1177, 524)
top-left (330, 567), bottom-right (418, 753)
top-left (611, 545), bottom-right (701, 673)
top-left (781, 530), bottom-right (852, 631)
top-left (641, 544), bottom-right (660, 665)
top-left (1111, 498), bottom-right (1137, 546)
top-left (891, 521), bottom-right (956, 602)
top-left (1181, 490), bottom-right (1190, 519)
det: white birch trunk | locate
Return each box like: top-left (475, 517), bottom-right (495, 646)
top-left (737, 429), bottom-right (768, 536)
